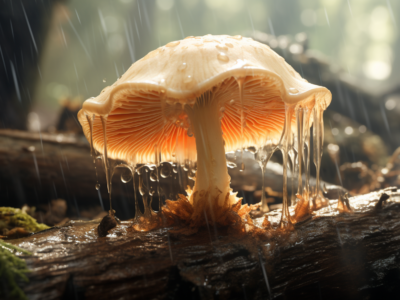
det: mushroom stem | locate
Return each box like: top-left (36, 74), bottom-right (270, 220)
top-left (185, 92), bottom-right (231, 206)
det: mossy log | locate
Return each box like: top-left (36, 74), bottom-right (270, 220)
top-left (8, 189), bottom-right (400, 300)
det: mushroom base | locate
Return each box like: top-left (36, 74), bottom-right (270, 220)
top-left (162, 187), bottom-right (250, 230)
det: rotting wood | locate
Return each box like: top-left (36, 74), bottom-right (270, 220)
top-left (8, 189), bottom-right (400, 300)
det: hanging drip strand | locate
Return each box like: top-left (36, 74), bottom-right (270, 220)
top-left (86, 114), bottom-right (102, 203)
top-left (279, 105), bottom-right (294, 228)
top-left (303, 107), bottom-right (312, 198)
top-left (296, 107), bottom-right (304, 196)
top-left (100, 116), bottom-right (114, 216)
top-left (287, 131), bottom-right (297, 207)
top-left (255, 137), bottom-right (282, 212)
top-left (237, 77), bottom-right (246, 172)
top-left (313, 104), bottom-right (324, 201)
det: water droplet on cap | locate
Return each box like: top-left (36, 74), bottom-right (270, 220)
top-left (217, 53), bottom-right (229, 62)
top-left (229, 99), bottom-right (235, 105)
top-left (178, 63), bottom-right (187, 71)
top-left (216, 44), bottom-right (228, 51)
top-left (288, 88), bottom-right (299, 94)
top-left (184, 75), bottom-right (192, 83)
top-left (166, 41), bottom-right (180, 47)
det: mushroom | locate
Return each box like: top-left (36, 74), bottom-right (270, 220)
top-left (77, 35), bottom-right (331, 228)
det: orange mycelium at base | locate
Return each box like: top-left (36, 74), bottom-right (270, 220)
top-left (77, 35), bottom-right (331, 231)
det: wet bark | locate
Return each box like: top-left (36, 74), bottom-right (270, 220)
top-left (0, 129), bottom-right (113, 209)
top-left (9, 190), bottom-right (400, 300)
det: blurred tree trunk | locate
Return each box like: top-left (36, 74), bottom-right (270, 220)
top-left (0, 0), bottom-right (67, 129)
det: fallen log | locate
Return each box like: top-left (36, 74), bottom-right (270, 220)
top-left (9, 189), bottom-right (400, 300)
top-left (0, 129), bottom-right (113, 211)
top-left (0, 129), bottom-right (345, 220)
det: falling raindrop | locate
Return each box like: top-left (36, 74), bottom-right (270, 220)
top-left (103, 78), bottom-right (106, 82)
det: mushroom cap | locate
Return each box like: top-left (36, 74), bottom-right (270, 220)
top-left (78, 34), bottom-right (331, 164)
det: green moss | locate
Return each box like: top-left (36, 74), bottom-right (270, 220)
top-left (0, 207), bottom-right (49, 233)
top-left (0, 240), bottom-right (31, 300)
